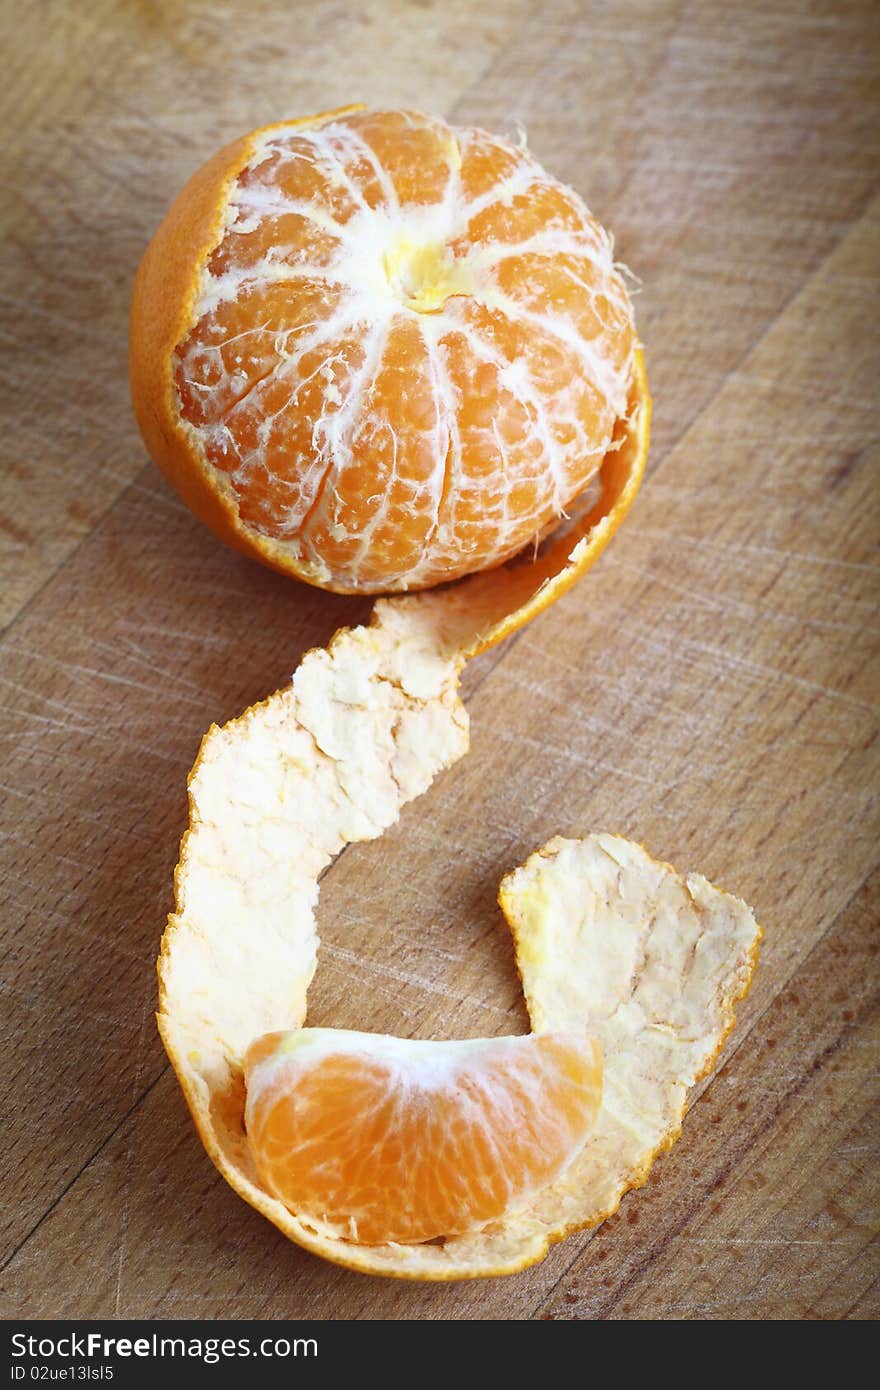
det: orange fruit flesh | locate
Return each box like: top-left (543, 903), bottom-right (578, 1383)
top-left (173, 108), bottom-right (636, 593)
top-left (244, 1029), bottom-right (603, 1244)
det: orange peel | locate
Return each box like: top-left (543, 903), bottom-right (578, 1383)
top-left (157, 355), bottom-right (761, 1277)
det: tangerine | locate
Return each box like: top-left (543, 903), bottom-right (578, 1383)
top-left (131, 106), bottom-right (637, 593)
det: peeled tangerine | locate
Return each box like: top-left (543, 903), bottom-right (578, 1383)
top-left (150, 108), bottom-right (761, 1279)
top-left (130, 106), bottom-right (636, 593)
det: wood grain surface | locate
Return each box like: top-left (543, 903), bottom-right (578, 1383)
top-left (1, 0), bottom-right (878, 1321)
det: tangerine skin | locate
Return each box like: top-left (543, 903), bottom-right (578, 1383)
top-left (130, 106), bottom-right (636, 595)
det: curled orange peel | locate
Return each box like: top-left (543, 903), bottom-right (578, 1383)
top-left (157, 356), bottom-right (760, 1278)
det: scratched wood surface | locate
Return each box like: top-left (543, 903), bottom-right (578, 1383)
top-left (1, 0), bottom-right (878, 1321)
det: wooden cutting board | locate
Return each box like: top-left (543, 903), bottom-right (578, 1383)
top-left (1, 0), bottom-right (877, 1320)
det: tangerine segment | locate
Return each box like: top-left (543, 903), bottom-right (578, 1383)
top-left (244, 1028), bottom-right (603, 1244)
top-left (171, 107), bottom-right (636, 592)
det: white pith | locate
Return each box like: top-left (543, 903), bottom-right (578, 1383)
top-left (173, 110), bottom-right (635, 590)
top-left (248, 1026), bottom-right (570, 1090)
